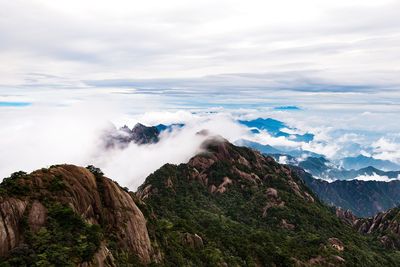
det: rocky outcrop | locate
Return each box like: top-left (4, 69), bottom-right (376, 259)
top-left (78, 244), bottom-right (116, 267)
top-left (335, 206), bottom-right (400, 250)
top-left (328, 238), bottom-right (344, 251)
top-left (0, 198), bottom-right (28, 256)
top-left (27, 201), bottom-right (47, 233)
top-left (0, 165), bottom-right (154, 265)
top-left (182, 233), bottom-right (204, 249)
top-left (262, 187), bottom-right (285, 217)
top-left (335, 208), bottom-right (357, 225)
top-left (353, 207), bottom-right (400, 249)
top-left (104, 123), bottom-right (160, 149)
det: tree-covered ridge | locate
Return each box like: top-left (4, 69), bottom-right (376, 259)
top-left (137, 138), bottom-right (400, 266)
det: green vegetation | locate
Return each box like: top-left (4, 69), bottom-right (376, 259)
top-left (138, 144), bottom-right (400, 266)
top-left (0, 171), bottom-right (29, 196)
top-left (48, 174), bottom-right (66, 192)
top-left (0, 202), bottom-right (102, 266)
top-left (2, 143), bottom-right (400, 266)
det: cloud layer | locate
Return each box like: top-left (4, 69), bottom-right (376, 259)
top-left (1, 0), bottom-right (400, 88)
top-left (2, 102), bottom-right (400, 189)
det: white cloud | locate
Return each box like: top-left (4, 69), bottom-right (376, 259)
top-left (352, 172), bottom-right (399, 182)
top-left (0, 105), bottom-right (249, 190)
top-left (0, 102), bottom-right (115, 179)
top-left (371, 137), bottom-right (400, 164)
top-left (278, 155), bottom-right (288, 165)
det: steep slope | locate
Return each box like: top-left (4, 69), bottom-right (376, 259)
top-left (0, 165), bottom-right (155, 266)
top-left (293, 167), bottom-right (400, 217)
top-left (137, 137), bottom-right (400, 266)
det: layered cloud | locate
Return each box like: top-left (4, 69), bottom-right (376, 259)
top-left (1, 0), bottom-right (400, 88)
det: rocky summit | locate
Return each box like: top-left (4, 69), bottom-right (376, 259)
top-left (1, 138), bottom-right (400, 266)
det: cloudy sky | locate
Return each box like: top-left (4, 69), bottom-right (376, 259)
top-left (1, 0), bottom-right (400, 86)
top-left (1, 0), bottom-right (400, 187)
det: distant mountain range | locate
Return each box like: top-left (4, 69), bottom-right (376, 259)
top-left (235, 139), bottom-right (323, 158)
top-left (239, 139), bottom-right (400, 181)
top-left (238, 118), bottom-right (400, 172)
top-left (238, 118), bottom-right (314, 142)
top-left (269, 154), bottom-right (400, 182)
top-left (340, 155), bottom-right (400, 171)
top-left (237, 138), bottom-right (400, 217)
top-left (293, 166), bottom-right (400, 217)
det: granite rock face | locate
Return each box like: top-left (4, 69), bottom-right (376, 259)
top-left (0, 165), bottom-right (153, 265)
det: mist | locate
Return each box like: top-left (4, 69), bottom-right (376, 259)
top-left (0, 105), bottom-right (249, 190)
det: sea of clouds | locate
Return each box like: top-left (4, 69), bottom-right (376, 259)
top-left (1, 99), bottom-right (400, 189)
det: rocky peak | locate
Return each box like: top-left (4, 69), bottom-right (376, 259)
top-left (102, 123), bottom-right (160, 149)
top-left (336, 208), bottom-right (358, 226)
top-left (0, 165), bottom-right (155, 265)
top-left (130, 123), bottom-right (160, 145)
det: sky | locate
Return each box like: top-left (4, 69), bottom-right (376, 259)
top-left (1, 0), bottom-right (400, 188)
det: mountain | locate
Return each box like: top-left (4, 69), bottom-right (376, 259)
top-left (127, 123), bottom-right (160, 145)
top-left (297, 157), bottom-right (400, 181)
top-left (235, 139), bottom-right (283, 154)
top-left (269, 154), bottom-right (400, 181)
top-left (0, 165), bottom-right (157, 266)
top-left (136, 138), bottom-right (400, 266)
top-left (238, 118), bottom-right (314, 142)
top-left (2, 138), bottom-right (400, 266)
top-left (293, 167), bottom-right (400, 217)
top-left (104, 123), bottom-right (160, 148)
top-left (340, 155), bottom-right (400, 171)
top-left (239, 140), bottom-right (323, 158)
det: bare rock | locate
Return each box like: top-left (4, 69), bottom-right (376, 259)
top-left (28, 201), bottom-right (47, 233)
top-left (0, 165), bottom-right (154, 265)
top-left (216, 177), bottom-right (232, 194)
top-left (262, 188), bottom-right (285, 217)
top-left (182, 233), bottom-right (204, 249)
top-left (280, 219), bottom-right (295, 230)
top-left (328, 238), bottom-right (344, 251)
top-left (0, 198), bottom-right (28, 256)
top-left (79, 244), bottom-right (116, 267)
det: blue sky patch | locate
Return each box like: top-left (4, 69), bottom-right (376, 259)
top-left (0, 101), bottom-right (32, 107)
top-left (274, 106), bottom-right (301, 111)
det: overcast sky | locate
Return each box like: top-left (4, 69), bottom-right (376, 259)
top-left (1, 0), bottom-right (400, 88)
